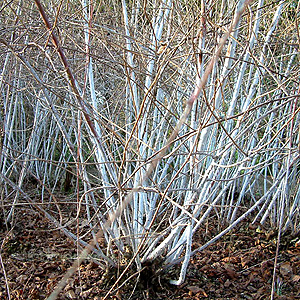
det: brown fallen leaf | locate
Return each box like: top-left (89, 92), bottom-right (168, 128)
top-left (280, 262), bottom-right (293, 277)
top-left (292, 274), bottom-right (300, 282)
top-left (16, 274), bottom-right (28, 284)
top-left (115, 289), bottom-right (122, 300)
top-left (222, 256), bottom-right (240, 264)
top-left (241, 255), bottom-right (252, 268)
top-left (224, 265), bottom-right (238, 279)
top-left (261, 260), bottom-right (272, 281)
top-left (224, 279), bottom-right (231, 287)
top-left (187, 286), bottom-right (208, 297)
top-left (199, 288), bottom-right (208, 297)
top-left (187, 286), bottom-right (202, 294)
top-left (66, 289), bottom-right (76, 299)
top-left (81, 287), bottom-right (93, 298)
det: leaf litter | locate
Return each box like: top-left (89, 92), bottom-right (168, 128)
top-left (0, 208), bottom-right (299, 300)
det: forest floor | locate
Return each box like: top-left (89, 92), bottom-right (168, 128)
top-left (0, 198), bottom-right (300, 300)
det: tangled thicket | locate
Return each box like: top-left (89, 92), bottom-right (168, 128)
top-left (0, 0), bottom-right (299, 296)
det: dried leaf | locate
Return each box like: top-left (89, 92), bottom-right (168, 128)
top-left (280, 262), bottom-right (293, 277)
top-left (224, 279), bottom-right (231, 287)
top-left (81, 287), bottom-right (93, 298)
top-left (187, 286), bottom-right (202, 294)
top-left (199, 288), bottom-right (208, 297)
top-left (256, 226), bottom-right (263, 233)
top-left (224, 266), bottom-right (238, 279)
top-left (187, 286), bottom-right (208, 297)
top-left (115, 290), bottom-right (122, 300)
top-left (16, 274), bottom-right (28, 284)
top-left (241, 256), bottom-right (251, 268)
top-left (222, 256), bottom-right (240, 264)
top-left (66, 289), bottom-right (76, 299)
